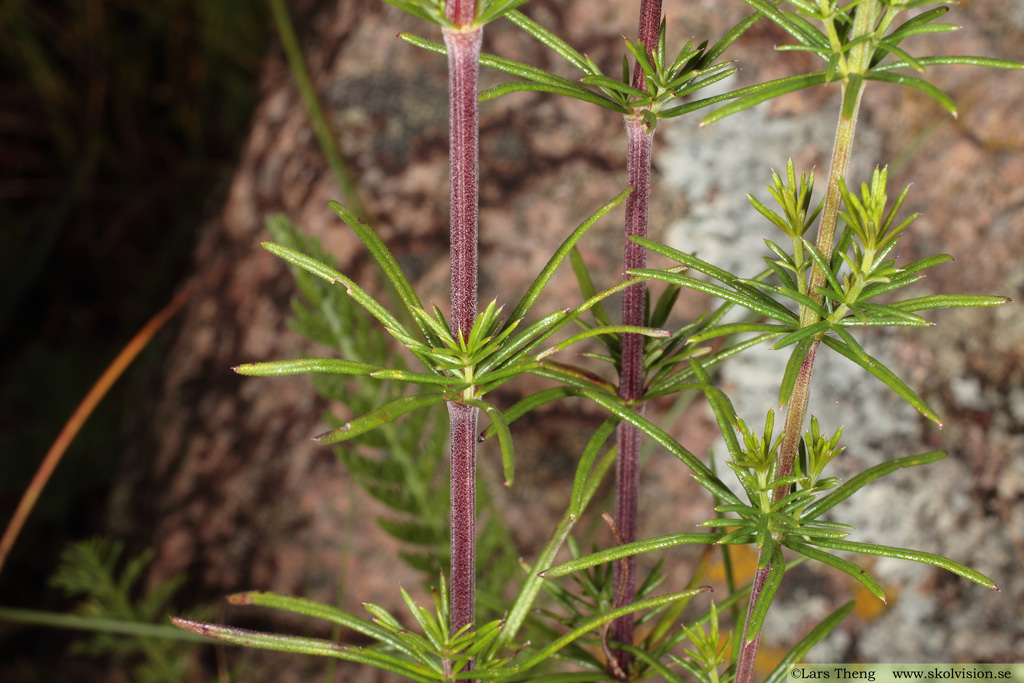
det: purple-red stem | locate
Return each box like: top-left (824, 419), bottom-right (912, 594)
top-left (446, 0), bottom-right (476, 30)
top-left (610, 115), bottom-right (654, 672)
top-left (610, 2), bottom-right (660, 673)
top-left (444, 26), bottom-right (482, 341)
top-left (447, 400), bottom-right (478, 634)
top-left (443, 2), bottom-right (482, 642)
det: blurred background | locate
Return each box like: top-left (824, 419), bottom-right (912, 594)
top-left (0, 0), bottom-right (270, 678)
top-left (1, 1), bottom-right (1022, 681)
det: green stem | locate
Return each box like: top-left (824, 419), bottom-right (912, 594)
top-left (736, 5), bottom-right (886, 681)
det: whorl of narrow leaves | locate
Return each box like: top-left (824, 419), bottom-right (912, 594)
top-left (186, 2), bottom-right (1018, 682)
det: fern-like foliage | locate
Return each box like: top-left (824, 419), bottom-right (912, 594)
top-left (49, 538), bottom-right (209, 683)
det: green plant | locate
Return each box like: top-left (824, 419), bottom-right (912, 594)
top-left (159, 1), bottom-right (1017, 681)
top-left (46, 539), bottom-right (212, 683)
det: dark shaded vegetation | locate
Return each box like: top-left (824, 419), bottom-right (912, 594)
top-left (0, 0), bottom-right (269, 677)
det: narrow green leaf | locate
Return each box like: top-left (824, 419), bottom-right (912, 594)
top-left (570, 418), bottom-right (619, 519)
top-left (477, 0), bottom-right (533, 24)
top-left (900, 253), bottom-right (953, 275)
top-left (701, 72), bottom-right (827, 126)
top-left (880, 7), bottom-right (951, 49)
top-left (540, 534), bottom-right (721, 577)
top-left (687, 322), bottom-right (789, 343)
top-left (745, 543), bottom-right (785, 643)
top-left (569, 248), bottom-right (613, 327)
top-left (522, 276), bottom-right (651, 357)
top-left (313, 393), bottom-right (449, 444)
top-left (746, 280), bottom-right (826, 320)
top-left (737, 0), bottom-right (828, 47)
top-left (474, 310), bottom-right (566, 376)
top-left (328, 201), bottom-right (433, 343)
top-left (479, 53), bottom-right (585, 90)
top-left (580, 73), bottom-right (649, 101)
top-left (397, 31), bottom-right (447, 56)
top-left (536, 325), bottom-right (669, 360)
top-left (633, 268), bottom-right (796, 323)
top-left (503, 10), bottom-right (590, 72)
top-left (466, 399), bottom-right (515, 486)
top-left (479, 81), bottom-right (624, 113)
top-left (170, 617), bottom-right (435, 682)
top-left (497, 448), bottom-right (616, 652)
top-left (227, 591), bottom-right (412, 653)
top-left (690, 359), bottom-right (743, 457)
top-left (512, 588), bottom-right (712, 676)
top-left (866, 71), bottom-right (957, 116)
top-left (631, 235), bottom-right (729, 282)
top-left (382, 0), bottom-right (448, 28)
top-left (658, 88), bottom-right (751, 118)
top-left (871, 55), bottom-right (1024, 72)
top-left (810, 539), bottom-right (998, 590)
top-left (705, 2), bottom-right (772, 63)
top-left (575, 387), bottom-right (739, 504)
top-left (670, 66), bottom-right (738, 101)
top-left (370, 368), bottom-right (465, 387)
top-left (399, 587), bottom-right (443, 650)
top-left (0, 607), bottom-right (208, 643)
top-left (891, 294), bottom-right (1010, 312)
top-left (771, 319), bottom-right (829, 350)
top-left (478, 387), bottom-right (578, 442)
top-left (800, 238), bottom-right (846, 298)
top-left (263, 241), bottom-right (417, 346)
top-left (263, 240), bottom-right (343, 282)
top-left (779, 337), bottom-right (815, 405)
top-left (763, 602), bottom-right (856, 683)
top-left (234, 358), bottom-right (381, 377)
top-left (822, 330), bottom-right (940, 424)
top-left (647, 333), bottom-right (784, 398)
top-left (624, 37), bottom-right (657, 82)
top-left (784, 541), bottom-right (885, 600)
top-left (804, 450), bottom-right (946, 520)
top-left (508, 188), bottom-right (631, 325)
top-left (528, 362), bottom-right (618, 394)
top-left (847, 302), bottom-right (929, 326)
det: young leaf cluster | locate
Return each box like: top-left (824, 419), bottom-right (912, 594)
top-left (635, 163), bottom-right (1008, 418)
top-left (259, 216), bottom-right (521, 591)
top-left (176, 577), bottom-right (514, 682)
top-left (543, 419), bottom-right (996, 646)
top-left (469, 9), bottom-right (765, 124)
top-left (237, 191), bottom-right (672, 487)
top-left (706, 0), bottom-right (1022, 124)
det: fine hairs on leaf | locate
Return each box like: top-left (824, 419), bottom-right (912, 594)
top-left (160, 1), bottom-right (1018, 681)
